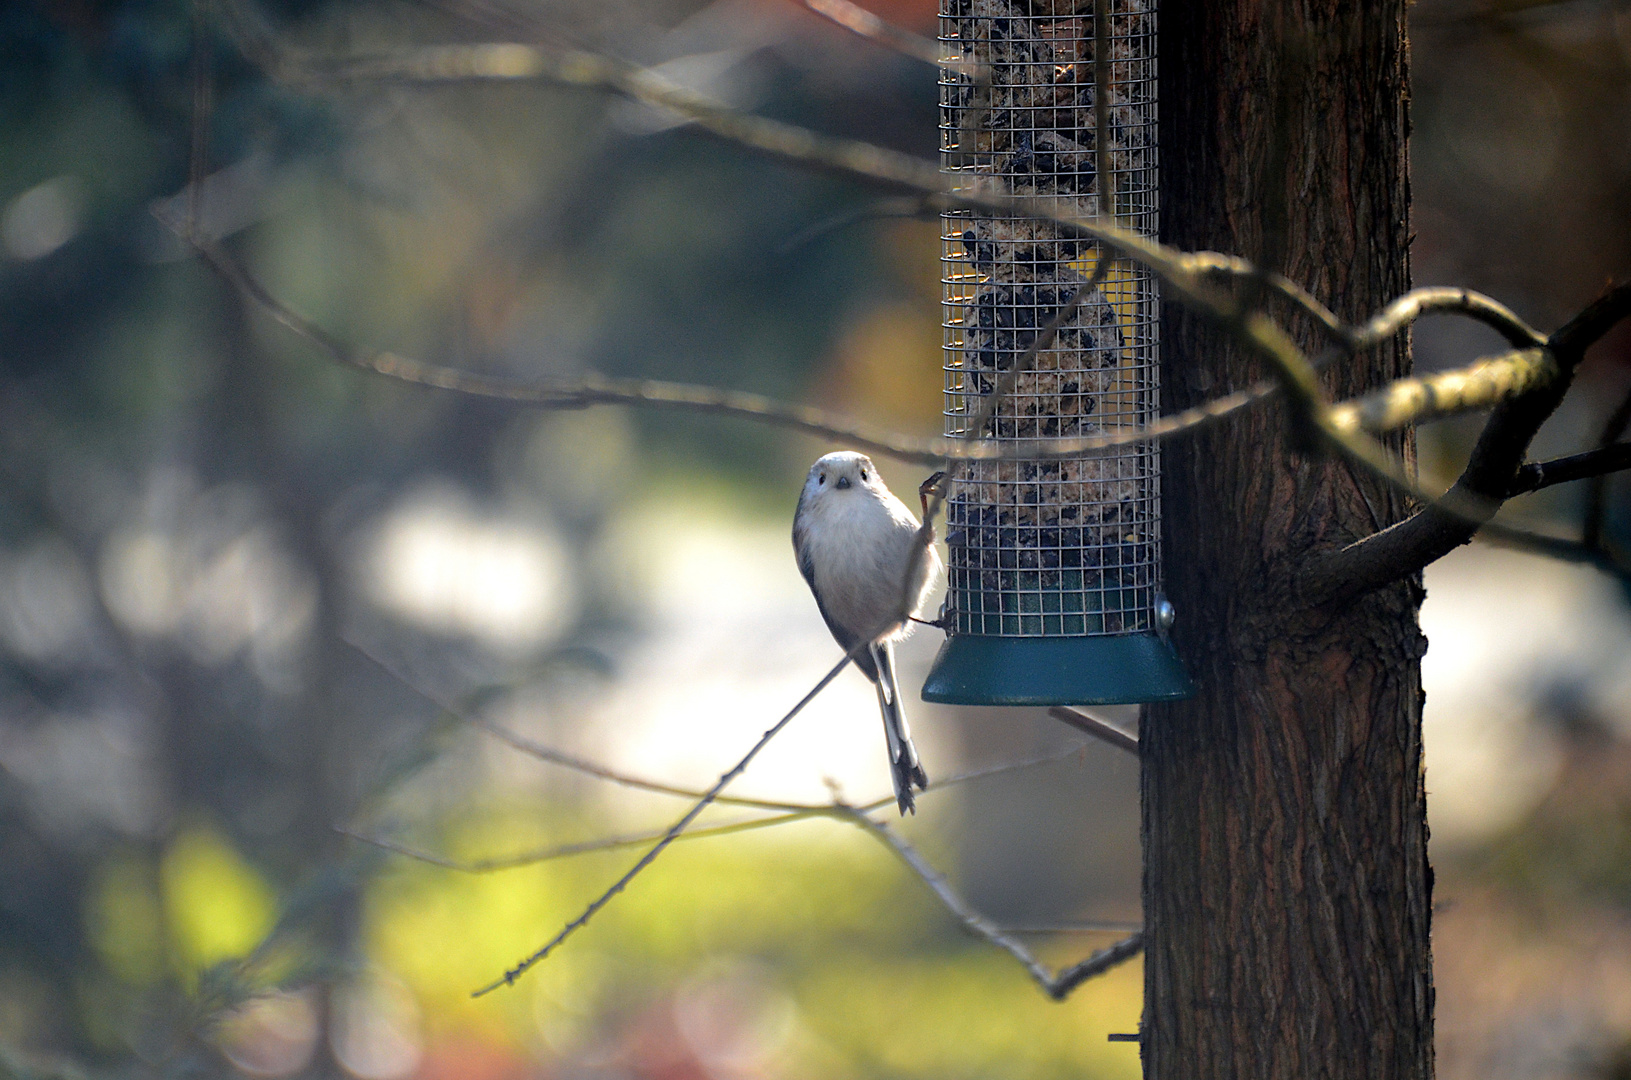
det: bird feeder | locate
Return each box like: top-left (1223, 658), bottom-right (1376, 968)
top-left (921, 0), bottom-right (1191, 706)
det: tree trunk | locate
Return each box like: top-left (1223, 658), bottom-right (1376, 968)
top-left (1143, 4), bottom-right (1431, 1080)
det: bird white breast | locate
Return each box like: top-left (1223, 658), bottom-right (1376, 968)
top-left (803, 487), bottom-right (940, 642)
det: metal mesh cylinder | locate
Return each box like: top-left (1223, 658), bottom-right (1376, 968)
top-left (938, 0), bottom-right (1160, 640)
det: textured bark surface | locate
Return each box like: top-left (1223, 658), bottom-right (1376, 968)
top-left (1143, 4), bottom-right (1432, 1080)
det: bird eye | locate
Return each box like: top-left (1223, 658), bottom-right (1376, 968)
top-left (818, 474), bottom-right (826, 485)
top-left (860, 469), bottom-right (869, 481)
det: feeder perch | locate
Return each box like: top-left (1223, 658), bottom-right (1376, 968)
top-left (921, 0), bottom-right (1191, 706)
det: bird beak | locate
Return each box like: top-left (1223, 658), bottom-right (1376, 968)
top-left (836, 476), bottom-right (852, 490)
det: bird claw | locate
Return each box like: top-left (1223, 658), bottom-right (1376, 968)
top-left (919, 470), bottom-right (950, 518)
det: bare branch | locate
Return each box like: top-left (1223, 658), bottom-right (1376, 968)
top-left (177, 229), bottom-right (1285, 465)
top-left (353, 349), bottom-right (1100, 997)
top-left (837, 805), bottom-right (1142, 999)
top-left (1187, 252), bottom-right (1346, 345)
top-left (216, 26), bottom-right (1315, 337)
top-left (348, 640), bottom-right (818, 811)
top-left (1048, 933), bottom-right (1148, 998)
top-left (1348, 286), bottom-right (1545, 352)
top-left (1415, 0), bottom-right (1620, 28)
top-left (204, 22), bottom-right (1482, 491)
top-left (1047, 706), bottom-right (1138, 755)
top-left (1327, 348), bottom-right (1556, 436)
top-left (1477, 521), bottom-right (1631, 582)
top-left (342, 742), bottom-right (1094, 873)
top-left (798, 0), bottom-right (967, 73)
top-left (957, 258), bottom-right (1113, 450)
top-left (1508, 443), bottom-right (1631, 496)
top-left (188, 0), bottom-right (214, 240)
top-left (1303, 280), bottom-right (1631, 605)
top-left (338, 811), bottom-right (823, 871)
top-left (1584, 387), bottom-right (1631, 549)
top-left (217, 26), bottom-right (1594, 499)
top-left (472, 651), bottom-right (854, 996)
top-left (1552, 280), bottom-right (1631, 357)
top-left (932, 744), bottom-right (1100, 786)
top-left (471, 716), bottom-right (822, 811)
top-left (193, 20), bottom-right (1631, 591)
top-left (998, 921), bottom-right (1143, 934)
top-left (777, 196), bottom-right (936, 253)
top-left (208, 15), bottom-right (1631, 582)
top-left (351, 734), bottom-right (1134, 1000)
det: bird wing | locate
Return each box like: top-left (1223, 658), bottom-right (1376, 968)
top-left (793, 493), bottom-right (879, 683)
top-left (813, 589), bottom-right (879, 683)
top-left (792, 498), bottom-right (817, 589)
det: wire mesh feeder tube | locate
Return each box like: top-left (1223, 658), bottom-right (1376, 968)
top-left (921, 0), bottom-right (1190, 706)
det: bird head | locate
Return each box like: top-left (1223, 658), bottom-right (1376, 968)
top-left (803, 451), bottom-right (878, 501)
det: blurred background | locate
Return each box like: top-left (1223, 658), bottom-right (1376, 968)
top-left (0, 0), bottom-right (1628, 1078)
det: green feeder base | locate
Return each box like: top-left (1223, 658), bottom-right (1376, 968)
top-left (920, 632), bottom-right (1194, 706)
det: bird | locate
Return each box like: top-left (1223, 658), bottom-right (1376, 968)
top-left (792, 452), bottom-right (944, 814)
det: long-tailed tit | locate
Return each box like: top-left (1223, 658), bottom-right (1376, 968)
top-left (792, 452), bottom-right (944, 814)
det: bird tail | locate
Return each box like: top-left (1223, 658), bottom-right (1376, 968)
top-left (870, 641), bottom-right (929, 815)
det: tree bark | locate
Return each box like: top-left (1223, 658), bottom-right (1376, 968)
top-left (1143, 4), bottom-right (1431, 1080)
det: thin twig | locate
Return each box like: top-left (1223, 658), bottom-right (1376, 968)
top-left (959, 259), bottom-right (1112, 445)
top-left (203, 23), bottom-right (1570, 505)
top-left (174, 227), bottom-right (1279, 465)
top-left (998, 921), bottom-right (1143, 934)
top-left (1584, 386), bottom-right (1631, 549)
top-left (219, 27), bottom-right (1581, 492)
top-left (1415, 0), bottom-right (1620, 28)
top-left (471, 716), bottom-right (819, 810)
top-left (454, 308), bottom-right (954, 994)
top-left (1508, 442), bottom-right (1631, 496)
top-left (1477, 521), bottom-right (1631, 581)
top-left (837, 805), bottom-right (1142, 999)
top-left (339, 811), bottom-right (824, 871)
top-left (1047, 706), bottom-right (1138, 755)
top-left (1048, 933), bottom-right (1147, 998)
top-left (1178, 277), bottom-right (1539, 384)
top-left (799, 0), bottom-right (978, 75)
top-left (210, 15), bottom-right (1631, 581)
top-left (225, 31), bottom-right (1358, 347)
top-left (342, 743), bottom-right (1095, 874)
top-left (472, 650), bottom-right (855, 995)
top-left (777, 196), bottom-right (936, 254)
top-left (936, 744), bottom-right (1098, 786)
top-left (348, 639), bottom-right (817, 811)
top-left (1187, 252), bottom-right (1346, 346)
top-left (188, 0), bottom-right (214, 241)
top-left (354, 740), bottom-right (1139, 1000)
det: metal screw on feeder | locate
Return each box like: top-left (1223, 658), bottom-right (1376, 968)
top-left (921, 0), bottom-right (1192, 706)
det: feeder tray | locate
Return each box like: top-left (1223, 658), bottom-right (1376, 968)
top-left (922, 0), bottom-right (1191, 706)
